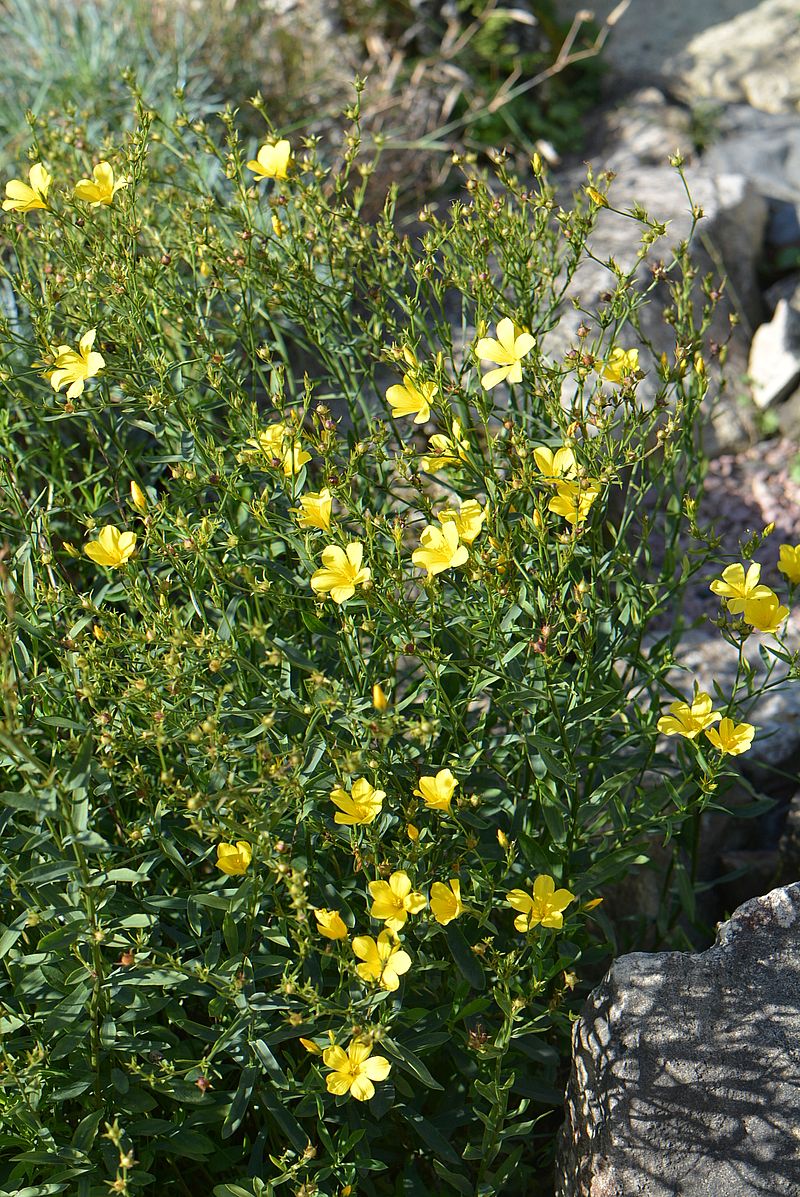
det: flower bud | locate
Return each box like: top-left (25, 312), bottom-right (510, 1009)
top-left (130, 481), bottom-right (147, 513)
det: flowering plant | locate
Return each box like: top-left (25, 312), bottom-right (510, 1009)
top-left (0, 86), bottom-right (793, 1197)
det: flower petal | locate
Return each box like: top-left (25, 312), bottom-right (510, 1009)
top-left (481, 366), bottom-right (509, 389)
top-left (506, 889), bottom-right (533, 912)
top-left (362, 1054), bottom-right (392, 1081)
top-left (349, 1074), bottom-right (375, 1101)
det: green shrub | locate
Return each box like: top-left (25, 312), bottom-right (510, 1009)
top-left (0, 85), bottom-right (794, 1197)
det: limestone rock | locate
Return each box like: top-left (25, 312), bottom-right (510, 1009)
top-left (672, 0), bottom-right (800, 114)
top-left (595, 88), bottom-right (691, 176)
top-left (776, 386), bottom-right (800, 438)
top-left (556, 884), bottom-right (800, 1197)
top-left (569, 0), bottom-right (800, 115)
top-left (748, 299), bottom-right (800, 409)
top-left (702, 107), bottom-right (800, 204)
top-left (553, 1), bottom-right (763, 92)
top-left (764, 272), bottom-right (800, 317)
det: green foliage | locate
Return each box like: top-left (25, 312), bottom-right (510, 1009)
top-left (448, 0), bottom-right (604, 152)
top-left (0, 0), bottom-right (219, 168)
top-left (0, 0), bottom-right (605, 184)
top-left (0, 85), bottom-right (789, 1196)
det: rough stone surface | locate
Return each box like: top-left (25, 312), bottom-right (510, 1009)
top-left (701, 107), bottom-right (800, 204)
top-left (592, 88), bottom-right (691, 176)
top-left (555, 884), bottom-right (800, 1196)
top-left (776, 386), bottom-right (800, 438)
top-left (555, 1), bottom-right (760, 90)
top-left (697, 440), bottom-right (800, 602)
top-left (747, 298), bottom-right (800, 408)
top-left (764, 272), bottom-right (800, 316)
top-left (672, 0), bottom-right (800, 114)
top-left (568, 1), bottom-right (800, 115)
top-left (561, 163), bottom-right (767, 333)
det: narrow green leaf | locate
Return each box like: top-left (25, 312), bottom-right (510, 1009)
top-left (446, 925), bottom-right (485, 991)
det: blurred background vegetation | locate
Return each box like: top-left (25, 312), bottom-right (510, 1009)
top-left (0, 0), bottom-right (605, 190)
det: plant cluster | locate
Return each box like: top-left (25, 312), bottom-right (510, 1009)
top-left (0, 85), bottom-right (797, 1197)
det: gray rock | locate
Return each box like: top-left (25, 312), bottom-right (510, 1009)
top-left (672, 0), bottom-right (800, 114)
top-left (765, 200), bottom-right (800, 250)
top-left (597, 88), bottom-right (691, 176)
top-left (557, 1), bottom-right (800, 114)
top-left (776, 386), bottom-right (800, 439)
top-left (551, 166), bottom-right (766, 454)
top-left (556, 884), bottom-right (800, 1197)
top-left (702, 107), bottom-right (800, 204)
top-left (553, 1), bottom-right (762, 92)
top-left (748, 299), bottom-right (800, 409)
top-left (764, 273), bottom-right (800, 317)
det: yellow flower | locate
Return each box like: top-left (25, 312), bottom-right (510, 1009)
top-left (247, 139), bottom-right (291, 181)
top-left (295, 488), bottom-right (333, 531)
top-left (386, 374), bottom-right (436, 423)
top-left (368, 871), bottom-right (426, 931)
top-left (129, 481), bottom-right (147, 513)
top-left (322, 1040), bottom-right (391, 1102)
top-left (313, 908), bottom-right (348, 939)
top-left (271, 213), bottom-right (286, 237)
top-left (532, 445), bottom-right (577, 482)
top-left (742, 591), bottom-right (790, 634)
top-left (216, 841), bottom-right (252, 875)
top-left (352, 929), bottom-right (411, 991)
top-left (778, 543), bottom-right (800, 585)
top-left (506, 874), bottom-right (575, 932)
top-left (705, 717), bottom-right (755, 757)
top-left (310, 542), bottom-right (370, 604)
top-left (430, 879), bottom-right (464, 925)
top-left (329, 777), bottom-right (385, 825)
top-left (657, 691), bottom-right (721, 739)
top-left (406, 823), bottom-right (419, 841)
top-left (84, 526), bottom-right (137, 569)
top-left (420, 419), bottom-right (469, 472)
top-left (709, 563), bottom-right (772, 615)
top-left (3, 162), bottom-right (51, 212)
top-left (438, 498), bottom-right (486, 546)
top-left (548, 479), bottom-right (600, 525)
top-left (244, 424), bottom-right (311, 476)
top-left (392, 344), bottom-right (421, 366)
top-left (585, 185), bottom-right (608, 208)
top-left (300, 1037), bottom-right (321, 1054)
top-left (372, 683), bottom-right (389, 711)
top-left (411, 522), bottom-right (469, 578)
top-left (475, 318), bottom-right (535, 388)
top-left (73, 161), bottom-right (128, 206)
top-left (601, 347), bottom-right (639, 383)
top-left (47, 329), bottom-right (105, 399)
top-left (414, 768), bottom-right (458, 815)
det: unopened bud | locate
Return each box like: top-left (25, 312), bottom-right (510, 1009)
top-left (130, 481), bottom-right (147, 513)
